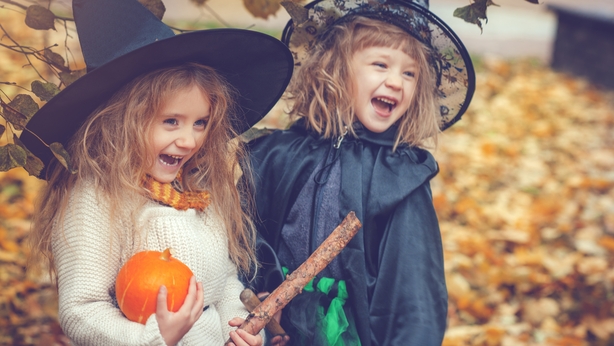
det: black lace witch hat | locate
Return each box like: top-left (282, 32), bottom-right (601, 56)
top-left (20, 0), bottom-right (294, 178)
top-left (281, 0), bottom-right (475, 131)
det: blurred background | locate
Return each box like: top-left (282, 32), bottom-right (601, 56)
top-left (0, 0), bottom-right (613, 345)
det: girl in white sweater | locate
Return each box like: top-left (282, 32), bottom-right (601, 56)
top-left (24, 0), bottom-right (293, 345)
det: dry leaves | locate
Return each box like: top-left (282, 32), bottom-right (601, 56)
top-left (0, 169), bottom-right (68, 345)
top-left (2, 7), bottom-right (614, 343)
top-left (243, 0), bottom-right (282, 20)
top-left (0, 11), bottom-right (71, 345)
top-left (433, 57), bottom-right (614, 346)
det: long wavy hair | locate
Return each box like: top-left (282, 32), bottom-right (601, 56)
top-left (30, 62), bottom-right (257, 278)
top-left (286, 16), bottom-right (440, 149)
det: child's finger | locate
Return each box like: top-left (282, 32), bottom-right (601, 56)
top-left (271, 335), bottom-right (282, 345)
top-left (181, 276), bottom-right (197, 309)
top-left (191, 282), bottom-right (204, 318)
top-left (155, 285), bottom-right (168, 314)
top-left (227, 317), bottom-right (244, 327)
top-left (228, 330), bottom-right (248, 346)
top-left (231, 328), bottom-right (261, 346)
top-left (271, 334), bottom-right (290, 346)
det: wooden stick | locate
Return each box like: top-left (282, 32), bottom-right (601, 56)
top-left (239, 288), bottom-right (286, 336)
top-left (225, 211), bottom-right (361, 344)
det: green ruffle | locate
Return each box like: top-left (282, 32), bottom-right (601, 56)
top-left (283, 267), bottom-right (361, 346)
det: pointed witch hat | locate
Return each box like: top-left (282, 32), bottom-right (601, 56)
top-left (20, 0), bottom-right (294, 178)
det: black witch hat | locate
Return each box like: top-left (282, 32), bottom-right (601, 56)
top-left (281, 0), bottom-right (475, 131)
top-left (20, 0), bottom-right (294, 178)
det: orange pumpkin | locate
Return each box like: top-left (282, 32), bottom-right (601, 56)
top-left (115, 248), bottom-right (194, 324)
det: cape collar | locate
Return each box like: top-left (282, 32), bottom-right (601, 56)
top-left (351, 122), bottom-right (398, 147)
top-left (292, 119), bottom-right (399, 148)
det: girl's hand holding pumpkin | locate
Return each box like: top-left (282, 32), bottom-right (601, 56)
top-left (156, 276), bottom-right (204, 346)
top-left (227, 317), bottom-right (263, 346)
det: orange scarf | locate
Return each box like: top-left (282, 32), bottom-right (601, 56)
top-left (141, 172), bottom-right (211, 211)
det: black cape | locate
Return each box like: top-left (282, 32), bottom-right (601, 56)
top-left (247, 121), bottom-right (448, 346)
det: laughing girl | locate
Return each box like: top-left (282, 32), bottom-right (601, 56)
top-left (248, 0), bottom-right (475, 345)
top-left (26, 0), bottom-right (292, 344)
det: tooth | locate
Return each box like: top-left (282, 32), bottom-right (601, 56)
top-left (377, 97), bottom-right (394, 105)
top-left (158, 154), bottom-right (182, 166)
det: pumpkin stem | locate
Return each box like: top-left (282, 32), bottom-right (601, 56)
top-left (161, 248), bottom-right (173, 261)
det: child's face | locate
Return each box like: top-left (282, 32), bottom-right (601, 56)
top-left (350, 46), bottom-right (418, 133)
top-left (147, 85), bottom-right (209, 183)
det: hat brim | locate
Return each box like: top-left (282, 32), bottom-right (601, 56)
top-left (21, 28), bottom-right (293, 177)
top-left (281, 0), bottom-right (475, 131)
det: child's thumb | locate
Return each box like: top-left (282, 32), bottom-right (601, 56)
top-left (156, 285), bottom-right (168, 313)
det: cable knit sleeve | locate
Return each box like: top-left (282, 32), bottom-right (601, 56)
top-left (205, 219), bottom-right (266, 343)
top-left (214, 260), bottom-right (249, 334)
top-left (214, 261), bottom-right (267, 343)
top-left (52, 184), bottom-right (167, 346)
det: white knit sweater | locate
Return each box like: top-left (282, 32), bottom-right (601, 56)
top-left (52, 183), bottom-right (260, 345)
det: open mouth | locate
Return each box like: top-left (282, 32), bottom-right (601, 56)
top-left (372, 97), bottom-right (397, 114)
top-left (158, 154), bottom-right (183, 167)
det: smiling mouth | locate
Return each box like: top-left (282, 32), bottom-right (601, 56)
top-left (159, 154), bottom-right (183, 166)
top-left (372, 97), bottom-right (397, 114)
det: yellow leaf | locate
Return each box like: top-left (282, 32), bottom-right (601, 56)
top-left (598, 236), bottom-right (614, 252)
top-left (0, 239), bottom-right (20, 253)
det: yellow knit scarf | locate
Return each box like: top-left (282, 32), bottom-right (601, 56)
top-left (141, 172), bottom-right (211, 212)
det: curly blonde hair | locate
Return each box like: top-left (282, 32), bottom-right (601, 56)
top-left (286, 16), bottom-right (440, 149)
top-left (30, 62), bottom-right (257, 278)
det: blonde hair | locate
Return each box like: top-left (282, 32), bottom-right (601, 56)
top-left (286, 16), bottom-right (440, 149)
top-left (30, 62), bottom-right (257, 278)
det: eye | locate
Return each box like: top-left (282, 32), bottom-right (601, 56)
top-left (163, 118), bottom-right (178, 125)
top-left (194, 119), bottom-right (208, 128)
top-left (404, 71), bottom-right (416, 78)
top-left (372, 62), bottom-right (386, 68)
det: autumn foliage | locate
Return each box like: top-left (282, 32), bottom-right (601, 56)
top-left (1, 3), bottom-right (614, 346)
top-left (432, 58), bottom-right (614, 346)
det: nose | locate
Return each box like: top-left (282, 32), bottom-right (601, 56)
top-left (385, 73), bottom-right (402, 90)
top-left (175, 128), bottom-right (197, 150)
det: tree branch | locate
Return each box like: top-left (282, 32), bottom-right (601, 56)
top-left (0, 23), bottom-right (46, 81)
top-left (0, 0), bottom-right (27, 10)
top-left (202, 3), bottom-right (231, 28)
top-left (225, 212), bottom-right (362, 343)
